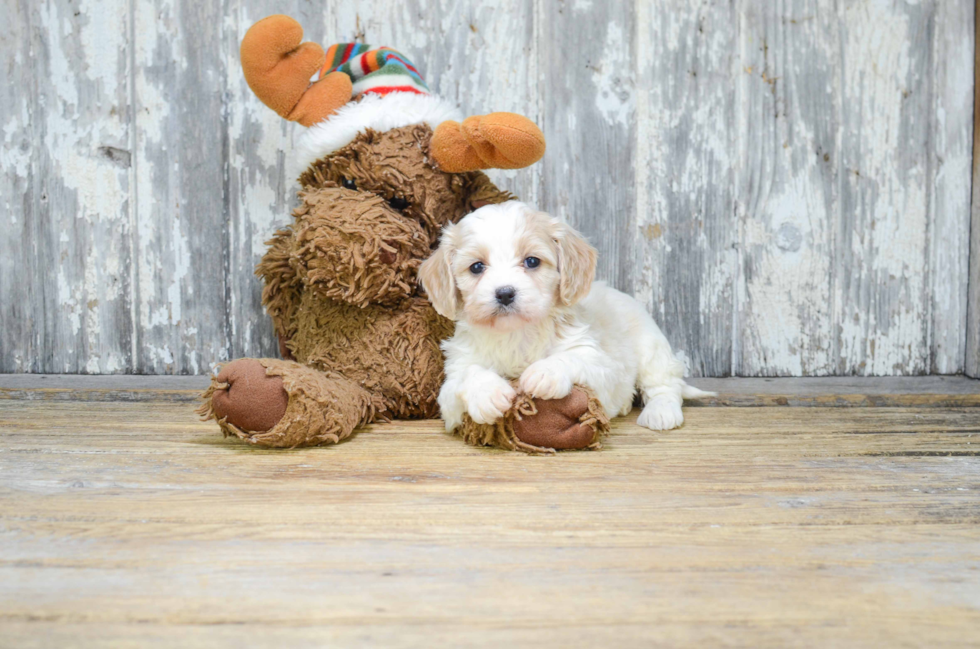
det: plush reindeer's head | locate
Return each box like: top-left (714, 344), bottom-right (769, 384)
top-left (241, 15), bottom-right (547, 308)
top-left (289, 123), bottom-right (517, 308)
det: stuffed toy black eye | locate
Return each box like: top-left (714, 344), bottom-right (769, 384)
top-left (388, 196), bottom-right (409, 210)
top-left (523, 256), bottom-right (541, 269)
top-left (469, 261), bottom-right (486, 275)
top-left (342, 178), bottom-right (357, 190)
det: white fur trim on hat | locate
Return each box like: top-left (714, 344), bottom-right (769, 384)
top-left (294, 92), bottom-right (463, 172)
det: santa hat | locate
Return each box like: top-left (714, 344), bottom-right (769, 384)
top-left (295, 42), bottom-right (462, 169)
top-left (319, 43), bottom-right (430, 96)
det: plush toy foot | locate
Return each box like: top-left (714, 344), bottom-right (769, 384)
top-left (455, 385), bottom-right (609, 454)
top-left (209, 359), bottom-right (289, 433)
top-left (511, 388), bottom-right (598, 450)
top-left (199, 358), bottom-right (379, 448)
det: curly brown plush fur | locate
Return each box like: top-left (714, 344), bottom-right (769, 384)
top-left (288, 294), bottom-right (452, 419)
top-left (199, 124), bottom-right (607, 452)
top-left (292, 189), bottom-right (432, 306)
top-left (298, 124), bottom-right (500, 241)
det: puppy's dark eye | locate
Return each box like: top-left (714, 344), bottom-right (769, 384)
top-left (523, 256), bottom-right (541, 269)
top-left (469, 261), bottom-right (486, 275)
top-left (388, 196), bottom-right (409, 211)
top-left (341, 178), bottom-right (357, 190)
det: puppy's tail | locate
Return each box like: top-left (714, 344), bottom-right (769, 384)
top-left (680, 382), bottom-right (717, 400)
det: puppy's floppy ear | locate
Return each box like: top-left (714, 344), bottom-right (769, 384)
top-left (419, 225), bottom-right (460, 319)
top-left (555, 220), bottom-right (597, 306)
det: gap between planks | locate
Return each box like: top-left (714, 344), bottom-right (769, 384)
top-left (0, 375), bottom-right (977, 407)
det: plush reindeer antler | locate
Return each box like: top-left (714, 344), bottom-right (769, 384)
top-left (240, 15), bottom-right (353, 127)
top-left (430, 113), bottom-right (546, 172)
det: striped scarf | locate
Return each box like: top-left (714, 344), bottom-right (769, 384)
top-left (318, 43), bottom-right (430, 97)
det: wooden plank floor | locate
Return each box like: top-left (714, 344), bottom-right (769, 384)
top-left (1, 378), bottom-right (979, 647)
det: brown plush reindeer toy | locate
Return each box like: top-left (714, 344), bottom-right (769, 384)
top-left (199, 15), bottom-right (609, 452)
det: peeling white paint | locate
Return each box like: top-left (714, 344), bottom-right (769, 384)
top-left (837, 0), bottom-right (927, 375)
top-left (592, 22), bottom-right (634, 127)
top-left (1, 0), bottom-right (974, 376)
top-left (928, 0), bottom-right (974, 374)
top-left (632, 0), bottom-right (662, 317)
top-left (30, 0), bottom-right (132, 373)
top-left (1, 110), bottom-right (32, 190)
top-left (741, 172), bottom-right (834, 376)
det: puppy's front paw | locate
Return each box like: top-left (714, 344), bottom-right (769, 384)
top-left (464, 375), bottom-right (516, 424)
top-left (519, 360), bottom-right (574, 400)
top-left (637, 396), bottom-right (684, 431)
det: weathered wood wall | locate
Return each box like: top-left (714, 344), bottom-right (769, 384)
top-left (0, 0), bottom-right (975, 376)
top-left (969, 0), bottom-right (980, 379)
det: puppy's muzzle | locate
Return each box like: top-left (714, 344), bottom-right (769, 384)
top-left (495, 286), bottom-right (517, 307)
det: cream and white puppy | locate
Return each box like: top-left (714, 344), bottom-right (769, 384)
top-left (419, 201), bottom-right (709, 433)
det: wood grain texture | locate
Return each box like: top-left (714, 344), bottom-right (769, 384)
top-left (932, 0), bottom-right (976, 374)
top-left (0, 0), bottom-right (36, 372)
top-left (1, 0), bottom-right (135, 373)
top-left (2, 374), bottom-right (978, 406)
top-left (1, 394), bottom-right (979, 647)
top-left (132, 0), bottom-right (231, 374)
top-left (969, 0), bottom-right (980, 379)
top-left (537, 0), bottom-right (636, 295)
top-left (837, 0), bottom-right (969, 376)
top-left (635, 0), bottom-right (738, 377)
top-left (0, 0), bottom-right (975, 376)
top-left (737, 0), bottom-right (839, 376)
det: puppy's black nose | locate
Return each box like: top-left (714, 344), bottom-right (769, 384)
top-left (495, 286), bottom-right (517, 306)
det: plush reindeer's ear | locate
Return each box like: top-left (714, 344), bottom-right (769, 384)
top-left (240, 15), bottom-right (352, 127)
top-left (419, 226), bottom-right (460, 319)
top-left (431, 113), bottom-right (546, 172)
top-left (555, 221), bottom-right (597, 307)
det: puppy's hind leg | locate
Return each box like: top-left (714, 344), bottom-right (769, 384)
top-left (634, 321), bottom-right (688, 431)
